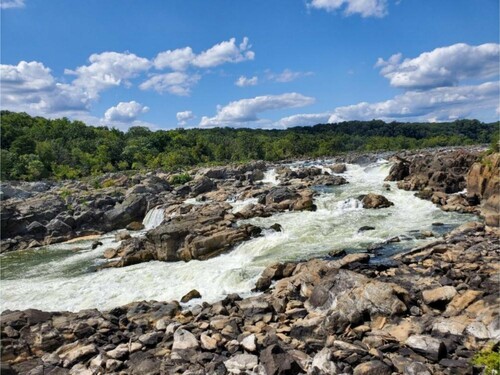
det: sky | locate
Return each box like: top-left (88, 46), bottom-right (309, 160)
top-left (1, 0), bottom-right (499, 130)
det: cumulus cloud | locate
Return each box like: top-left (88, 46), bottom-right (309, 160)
top-left (376, 43), bottom-right (500, 89)
top-left (274, 113), bottom-right (331, 128)
top-left (176, 110), bottom-right (195, 126)
top-left (200, 93), bottom-right (315, 127)
top-left (235, 75), bottom-right (258, 87)
top-left (327, 82), bottom-right (499, 122)
top-left (139, 72), bottom-right (201, 96)
top-left (65, 52), bottom-right (151, 99)
top-left (153, 37), bottom-right (254, 72)
top-left (1, 0), bottom-right (25, 9)
top-left (309, 0), bottom-right (388, 18)
top-left (193, 37), bottom-right (254, 68)
top-left (1, 61), bottom-right (90, 115)
top-left (154, 47), bottom-right (195, 71)
top-left (267, 69), bottom-right (314, 83)
top-left (103, 101), bottom-right (149, 123)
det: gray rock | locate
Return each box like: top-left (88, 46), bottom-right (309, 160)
top-left (405, 335), bottom-right (446, 362)
top-left (172, 328), bottom-right (199, 351)
top-left (224, 354), bottom-right (258, 373)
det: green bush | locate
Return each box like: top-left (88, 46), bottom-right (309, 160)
top-left (472, 344), bottom-right (500, 375)
top-left (169, 173), bottom-right (192, 185)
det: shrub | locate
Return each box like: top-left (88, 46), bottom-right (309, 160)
top-left (169, 173), bottom-right (192, 185)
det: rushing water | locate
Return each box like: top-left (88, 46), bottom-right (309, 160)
top-left (0, 160), bottom-right (472, 312)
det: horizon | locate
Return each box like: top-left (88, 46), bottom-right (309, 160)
top-left (1, 0), bottom-right (499, 130)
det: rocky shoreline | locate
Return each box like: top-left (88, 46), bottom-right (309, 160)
top-left (1, 221), bottom-right (499, 374)
top-left (1, 146), bottom-right (499, 374)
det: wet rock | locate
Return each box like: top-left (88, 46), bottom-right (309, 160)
top-left (181, 289), bottom-right (202, 303)
top-left (330, 163), bottom-right (347, 174)
top-left (358, 226), bottom-right (375, 232)
top-left (104, 194), bottom-right (147, 231)
top-left (91, 240), bottom-right (103, 249)
top-left (126, 221), bottom-right (144, 231)
top-left (361, 194), bottom-right (394, 209)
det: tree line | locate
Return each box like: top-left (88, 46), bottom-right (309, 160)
top-left (1, 110), bottom-right (498, 181)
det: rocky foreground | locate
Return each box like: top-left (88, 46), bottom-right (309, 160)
top-left (1, 221), bottom-right (499, 375)
top-left (1, 147), bottom-right (499, 374)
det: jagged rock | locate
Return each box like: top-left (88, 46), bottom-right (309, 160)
top-left (192, 177), bottom-right (216, 196)
top-left (362, 194), bottom-right (394, 209)
top-left (200, 333), bottom-right (218, 351)
top-left (241, 334), bottom-right (257, 352)
top-left (260, 344), bottom-right (303, 375)
top-left (310, 347), bottom-right (338, 374)
top-left (56, 342), bottom-right (97, 368)
top-left (104, 194), bottom-right (147, 231)
top-left (405, 335), bottom-right (446, 362)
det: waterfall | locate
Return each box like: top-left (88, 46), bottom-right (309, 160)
top-left (142, 206), bottom-right (165, 230)
top-left (262, 168), bottom-right (279, 185)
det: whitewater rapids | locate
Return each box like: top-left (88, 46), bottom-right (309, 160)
top-left (0, 160), bottom-right (471, 312)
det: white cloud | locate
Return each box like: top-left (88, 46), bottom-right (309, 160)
top-left (192, 37), bottom-right (254, 68)
top-left (154, 47), bottom-right (195, 71)
top-left (139, 72), bottom-right (200, 96)
top-left (327, 82), bottom-right (499, 122)
top-left (376, 43), bottom-right (500, 89)
top-left (1, 0), bottom-right (25, 9)
top-left (103, 101), bottom-right (149, 123)
top-left (267, 69), bottom-right (314, 83)
top-left (176, 110), bottom-right (195, 126)
top-left (200, 93), bottom-right (315, 127)
top-left (275, 113), bottom-right (331, 128)
top-left (1, 61), bottom-right (90, 115)
top-left (235, 75), bottom-right (258, 87)
top-left (65, 52), bottom-right (151, 99)
top-left (309, 0), bottom-right (388, 18)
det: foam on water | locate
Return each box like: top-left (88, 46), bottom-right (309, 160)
top-left (0, 160), bottom-right (471, 312)
top-left (262, 168), bottom-right (279, 185)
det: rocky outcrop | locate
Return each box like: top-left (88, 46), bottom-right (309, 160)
top-left (2, 222), bottom-right (498, 374)
top-left (388, 149), bottom-right (479, 194)
top-left (467, 153), bottom-right (500, 227)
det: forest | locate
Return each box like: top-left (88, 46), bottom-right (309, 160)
top-left (1, 110), bottom-right (498, 181)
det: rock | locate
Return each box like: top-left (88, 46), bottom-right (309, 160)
top-left (26, 221), bottom-right (47, 238)
top-left (46, 219), bottom-right (72, 236)
top-left (266, 187), bottom-right (297, 205)
top-left (353, 360), bottom-right (392, 375)
top-left (260, 344), bottom-right (303, 375)
top-left (104, 194), bottom-right (147, 231)
top-left (362, 194), bottom-right (394, 209)
top-left (57, 342), bottom-right (97, 368)
top-left (180, 289), bottom-right (202, 303)
top-left (200, 333), bottom-right (218, 351)
top-left (403, 362), bottom-right (431, 375)
top-left (331, 163), bottom-right (347, 174)
top-left (270, 223), bottom-right (283, 232)
top-left (192, 177), bottom-right (216, 196)
top-left (422, 286), bottom-right (457, 307)
top-left (310, 347), bottom-right (338, 374)
top-left (126, 221), bottom-right (144, 231)
top-left (405, 335), bottom-right (446, 362)
top-left (241, 334), bottom-right (257, 352)
top-left (106, 343), bottom-right (129, 360)
top-left (103, 248), bottom-right (118, 259)
top-left (445, 290), bottom-right (482, 315)
top-left (172, 328), bottom-right (198, 351)
top-left (115, 232), bottom-right (131, 241)
top-left (224, 354), bottom-right (258, 373)
top-left (385, 159), bottom-right (410, 181)
top-left (358, 226), bottom-right (375, 232)
top-left (139, 332), bottom-right (163, 346)
top-left (91, 240), bottom-right (103, 249)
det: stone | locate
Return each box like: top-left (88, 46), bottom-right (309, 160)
top-left (106, 343), bottom-right (129, 360)
top-left (241, 334), bottom-right (257, 352)
top-left (331, 163), bottom-right (347, 174)
top-left (466, 322), bottom-right (490, 339)
top-left (445, 290), bottom-right (482, 315)
top-left (180, 289), bottom-right (202, 303)
top-left (362, 194), bottom-right (394, 209)
top-left (405, 335), bottom-right (446, 361)
top-left (200, 333), bottom-right (218, 351)
top-left (260, 344), bottom-right (303, 375)
top-left (172, 328), bottom-right (199, 351)
top-left (224, 354), bottom-right (258, 373)
top-left (353, 360), bottom-right (392, 375)
top-left (310, 347), bottom-right (338, 374)
top-left (138, 332), bottom-right (162, 346)
top-left (403, 362), bottom-right (431, 375)
top-left (422, 286), bottom-right (457, 307)
top-left (104, 194), bottom-right (148, 231)
top-left (57, 342), bottom-right (98, 368)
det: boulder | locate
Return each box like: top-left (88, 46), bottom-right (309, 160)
top-left (172, 328), bottom-right (198, 351)
top-left (224, 354), bottom-right (258, 373)
top-left (353, 361), bottom-right (392, 375)
top-left (104, 194), bottom-right (147, 230)
top-left (330, 163), bottom-right (347, 174)
top-left (361, 194), bottom-right (394, 209)
top-left (191, 177), bottom-right (216, 196)
top-left (405, 335), bottom-right (446, 362)
top-left (180, 289), bottom-right (202, 303)
top-left (422, 286), bottom-right (457, 307)
top-left (46, 219), bottom-right (72, 236)
top-left (266, 187), bottom-right (298, 205)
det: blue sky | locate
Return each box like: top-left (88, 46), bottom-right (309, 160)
top-left (1, 0), bottom-right (499, 129)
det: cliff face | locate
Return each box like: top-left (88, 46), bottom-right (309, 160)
top-left (467, 153), bottom-right (500, 227)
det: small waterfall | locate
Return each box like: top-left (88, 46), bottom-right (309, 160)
top-left (262, 169), bottom-right (279, 185)
top-left (142, 206), bottom-right (165, 230)
top-left (336, 198), bottom-right (363, 213)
